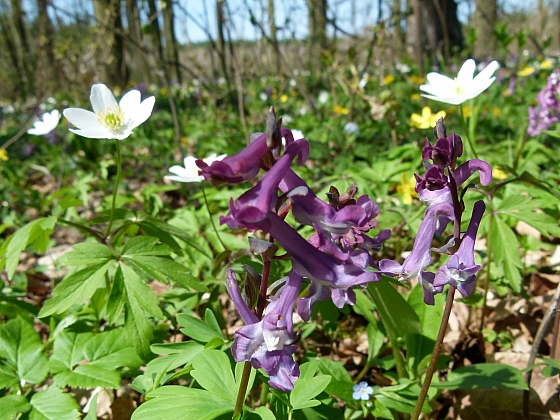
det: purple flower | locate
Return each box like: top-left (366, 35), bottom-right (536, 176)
top-left (433, 200), bottom-right (485, 297)
top-left (528, 69), bottom-right (560, 136)
top-left (379, 203), bottom-right (455, 304)
top-left (226, 269), bottom-right (301, 391)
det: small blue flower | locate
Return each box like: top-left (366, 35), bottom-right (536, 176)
top-left (352, 381), bottom-right (374, 401)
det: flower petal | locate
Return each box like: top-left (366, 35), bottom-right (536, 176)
top-left (63, 108), bottom-right (103, 131)
top-left (119, 89), bottom-right (141, 113)
top-left (457, 59), bottom-right (476, 84)
top-left (69, 127), bottom-right (113, 139)
top-left (90, 84), bottom-right (118, 114)
top-left (131, 97), bottom-right (156, 128)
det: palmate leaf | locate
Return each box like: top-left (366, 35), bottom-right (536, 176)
top-left (0, 318), bottom-right (48, 387)
top-left (496, 195), bottom-right (560, 237)
top-left (131, 386), bottom-right (233, 420)
top-left (29, 386), bottom-right (80, 420)
top-left (0, 395), bottom-right (31, 420)
top-left (431, 363), bottom-right (527, 390)
top-left (190, 350), bottom-right (237, 403)
top-left (58, 242), bottom-right (114, 266)
top-left (39, 261), bottom-right (113, 317)
top-left (50, 329), bottom-right (143, 389)
top-left (3, 216), bottom-right (56, 280)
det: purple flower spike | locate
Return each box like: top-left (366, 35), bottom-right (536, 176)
top-left (227, 269), bottom-right (302, 391)
top-left (379, 202), bottom-right (455, 284)
top-left (419, 271), bottom-right (444, 305)
top-left (220, 140), bottom-right (309, 231)
top-left (433, 200), bottom-right (486, 297)
top-left (197, 133), bottom-right (269, 184)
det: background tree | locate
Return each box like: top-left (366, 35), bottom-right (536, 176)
top-left (93, 0), bottom-right (127, 88)
top-left (306, 0), bottom-right (328, 72)
top-left (162, 0), bottom-right (182, 84)
top-left (472, 0), bottom-right (497, 60)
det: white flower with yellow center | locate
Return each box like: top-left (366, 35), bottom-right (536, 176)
top-left (165, 153), bottom-right (227, 183)
top-left (28, 109), bottom-right (61, 135)
top-left (419, 59), bottom-right (500, 105)
top-left (63, 83), bottom-right (155, 140)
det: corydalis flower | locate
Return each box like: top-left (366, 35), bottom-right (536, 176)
top-left (227, 269), bottom-right (301, 391)
top-left (420, 59), bottom-right (500, 105)
top-left (28, 110), bottom-right (60, 136)
top-left (165, 153), bottom-right (227, 183)
top-left (63, 84), bottom-right (155, 140)
top-left (433, 201), bottom-right (485, 297)
top-left (527, 69), bottom-right (560, 136)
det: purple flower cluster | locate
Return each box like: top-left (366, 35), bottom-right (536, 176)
top-left (199, 110), bottom-right (388, 391)
top-left (528, 69), bottom-right (560, 136)
top-left (380, 119), bottom-right (491, 305)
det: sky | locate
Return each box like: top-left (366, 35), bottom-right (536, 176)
top-left (27, 0), bottom-right (542, 44)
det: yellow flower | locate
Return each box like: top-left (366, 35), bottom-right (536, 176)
top-left (492, 166), bottom-right (507, 180)
top-left (396, 173), bottom-right (418, 205)
top-left (462, 105), bottom-right (472, 118)
top-left (541, 59), bottom-right (553, 70)
top-left (518, 66), bottom-right (536, 77)
top-left (409, 106), bottom-right (446, 129)
top-left (333, 105), bottom-right (349, 115)
top-left (492, 108), bottom-right (501, 116)
top-left (0, 148), bottom-right (8, 161)
top-left (180, 136), bottom-right (188, 146)
top-left (409, 75), bottom-right (425, 85)
top-left (280, 94), bottom-right (288, 103)
top-left (383, 74), bottom-right (395, 85)
top-left (411, 93), bottom-right (420, 100)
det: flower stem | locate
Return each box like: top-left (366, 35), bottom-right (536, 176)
top-left (411, 286), bottom-right (456, 420)
top-left (105, 139), bottom-right (122, 239)
top-left (201, 183), bottom-right (226, 251)
top-left (459, 104), bottom-right (478, 159)
top-left (233, 361), bottom-right (253, 416)
top-left (479, 209), bottom-right (495, 331)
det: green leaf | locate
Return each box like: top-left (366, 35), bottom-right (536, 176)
top-left (83, 392), bottom-right (98, 420)
top-left (0, 364), bottom-right (18, 389)
top-left (367, 279), bottom-right (421, 338)
top-left (106, 265), bottom-right (125, 324)
top-left (122, 236), bottom-right (172, 256)
top-left (490, 216), bottom-right (522, 292)
top-left (53, 365), bottom-right (121, 389)
top-left (496, 195), bottom-right (560, 237)
top-left (125, 298), bottom-right (153, 360)
top-left (39, 261), bottom-right (112, 317)
top-left (121, 263), bottom-right (163, 319)
top-left (124, 255), bottom-right (207, 292)
top-left (431, 363), bottom-right (528, 390)
top-left (0, 318), bottom-right (48, 386)
top-left (131, 386), bottom-right (233, 420)
top-left (191, 350), bottom-right (237, 403)
top-left (0, 395), bottom-right (31, 420)
top-left (290, 375), bottom-right (331, 410)
top-left (58, 242), bottom-right (114, 266)
top-left (177, 312), bottom-right (224, 343)
top-left (29, 386), bottom-right (80, 420)
top-left (85, 328), bottom-right (143, 369)
top-left (5, 217), bottom-right (56, 280)
top-left (315, 358), bottom-right (354, 403)
top-left (49, 330), bottom-right (94, 373)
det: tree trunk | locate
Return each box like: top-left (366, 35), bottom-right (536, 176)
top-left (407, 0), bottom-right (463, 69)
top-left (306, 0), bottom-right (327, 72)
top-left (392, 0), bottom-right (405, 56)
top-left (162, 0), bottom-right (181, 84)
top-left (125, 0), bottom-right (149, 81)
top-left (216, 0), bottom-right (230, 84)
top-left (93, 0), bottom-right (128, 88)
top-left (473, 0), bottom-right (497, 60)
top-left (36, 0), bottom-right (57, 96)
top-left (267, 0), bottom-right (281, 73)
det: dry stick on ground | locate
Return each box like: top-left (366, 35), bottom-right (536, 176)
top-left (523, 284), bottom-right (560, 420)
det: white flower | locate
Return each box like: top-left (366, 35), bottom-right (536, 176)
top-left (259, 92), bottom-right (268, 102)
top-left (318, 91), bottom-right (329, 104)
top-left (344, 121), bottom-right (360, 136)
top-left (63, 84), bottom-right (155, 140)
top-left (352, 381), bottom-right (374, 401)
top-left (165, 153), bottom-right (227, 183)
top-left (28, 110), bottom-right (61, 136)
top-left (419, 59), bottom-right (500, 105)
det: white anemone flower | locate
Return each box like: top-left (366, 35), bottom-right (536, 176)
top-left (165, 153), bottom-right (227, 183)
top-left (419, 59), bottom-right (500, 105)
top-left (63, 83), bottom-right (155, 140)
top-left (28, 109), bottom-right (61, 136)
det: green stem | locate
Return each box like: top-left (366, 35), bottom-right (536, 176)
top-left (411, 286), bottom-right (456, 420)
top-left (459, 104), bottom-right (478, 159)
top-left (201, 183), bottom-right (226, 251)
top-left (354, 360), bottom-right (371, 384)
top-left (387, 327), bottom-right (406, 379)
top-left (479, 208), bottom-right (495, 331)
top-left (105, 139), bottom-right (122, 239)
top-left (233, 361), bottom-right (253, 416)
top-left (259, 381), bottom-right (269, 407)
